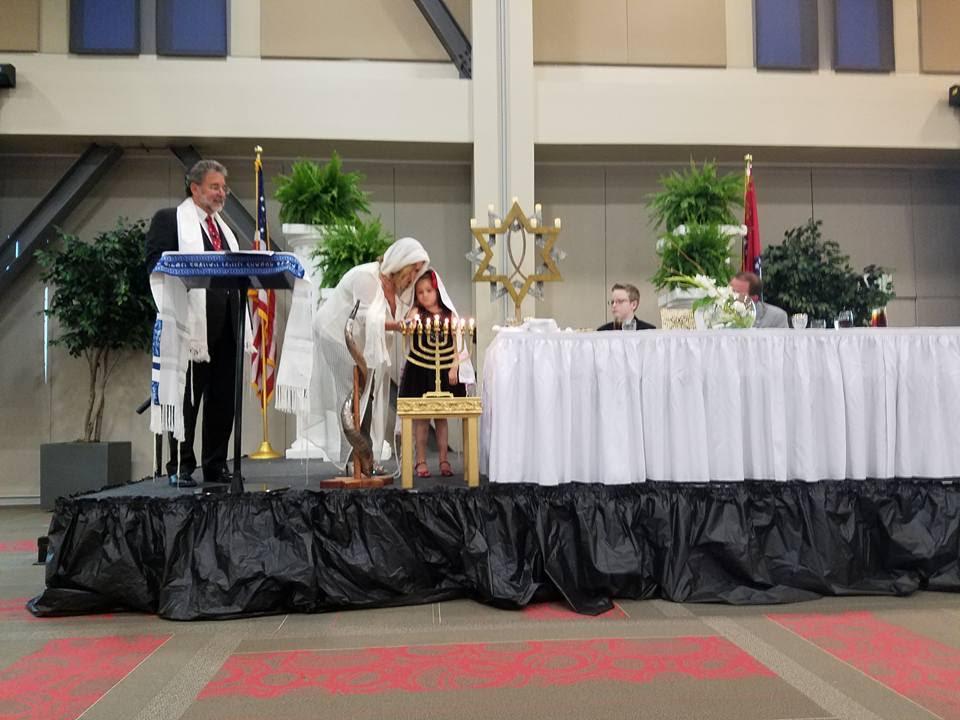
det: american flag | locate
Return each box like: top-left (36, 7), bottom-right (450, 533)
top-left (249, 150), bottom-right (276, 404)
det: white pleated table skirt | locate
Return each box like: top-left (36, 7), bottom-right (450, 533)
top-left (480, 327), bottom-right (960, 484)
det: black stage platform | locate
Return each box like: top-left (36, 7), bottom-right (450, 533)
top-left (28, 462), bottom-right (960, 620)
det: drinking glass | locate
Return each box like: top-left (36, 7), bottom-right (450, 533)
top-left (790, 313), bottom-right (808, 329)
top-left (810, 319), bottom-right (826, 329)
top-left (835, 310), bottom-right (854, 328)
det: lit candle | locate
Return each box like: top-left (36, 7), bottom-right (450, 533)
top-left (426, 317), bottom-right (432, 333)
top-left (487, 203), bottom-right (495, 214)
top-left (511, 196), bottom-right (518, 206)
top-left (554, 218), bottom-right (561, 229)
top-left (530, 217), bottom-right (538, 228)
top-left (434, 314), bottom-right (440, 330)
top-left (444, 317), bottom-right (449, 331)
top-left (470, 217), bottom-right (477, 228)
top-left (535, 203), bottom-right (542, 214)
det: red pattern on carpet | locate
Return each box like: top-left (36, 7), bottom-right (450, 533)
top-left (0, 541), bottom-right (35, 553)
top-left (769, 610), bottom-right (960, 720)
top-left (199, 636), bottom-right (773, 699)
top-left (521, 602), bottom-right (627, 621)
top-left (0, 634), bottom-right (168, 720)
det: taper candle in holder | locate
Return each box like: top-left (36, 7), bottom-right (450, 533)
top-left (400, 315), bottom-right (477, 398)
top-left (467, 200), bottom-right (565, 324)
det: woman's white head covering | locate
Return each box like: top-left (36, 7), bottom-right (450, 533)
top-left (381, 236), bottom-right (430, 309)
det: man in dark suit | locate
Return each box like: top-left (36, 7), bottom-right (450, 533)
top-left (145, 159), bottom-right (240, 487)
top-left (597, 283), bottom-right (656, 331)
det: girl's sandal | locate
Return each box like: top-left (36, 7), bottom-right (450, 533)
top-left (415, 462), bottom-right (432, 478)
top-left (439, 460), bottom-right (454, 477)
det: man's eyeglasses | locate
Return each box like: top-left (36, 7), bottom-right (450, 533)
top-left (610, 298), bottom-right (631, 306)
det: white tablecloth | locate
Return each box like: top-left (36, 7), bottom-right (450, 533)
top-left (480, 327), bottom-right (960, 484)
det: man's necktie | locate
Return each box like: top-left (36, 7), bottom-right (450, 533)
top-left (205, 215), bottom-right (222, 251)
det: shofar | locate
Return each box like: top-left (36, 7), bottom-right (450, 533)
top-left (341, 301), bottom-right (375, 476)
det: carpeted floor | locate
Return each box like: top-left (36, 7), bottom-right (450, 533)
top-left (4, 504), bottom-right (960, 720)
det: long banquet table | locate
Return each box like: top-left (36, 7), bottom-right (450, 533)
top-left (480, 327), bottom-right (960, 484)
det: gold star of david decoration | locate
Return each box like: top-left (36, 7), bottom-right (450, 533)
top-left (469, 201), bottom-right (563, 323)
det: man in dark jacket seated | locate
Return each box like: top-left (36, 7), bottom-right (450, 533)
top-left (597, 283), bottom-right (656, 331)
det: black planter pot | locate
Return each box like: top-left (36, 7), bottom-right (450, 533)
top-left (39, 441), bottom-right (131, 510)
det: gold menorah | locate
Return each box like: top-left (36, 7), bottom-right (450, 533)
top-left (400, 315), bottom-right (477, 398)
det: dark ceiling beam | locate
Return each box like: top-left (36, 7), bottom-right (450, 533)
top-left (0, 143), bottom-right (123, 298)
top-left (413, 0), bottom-right (471, 79)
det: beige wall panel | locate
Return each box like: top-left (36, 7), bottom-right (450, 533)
top-left (918, 0), bottom-right (960, 72)
top-left (533, 0), bottom-right (628, 65)
top-left (0, 264), bottom-right (46, 498)
top-left (0, 0), bottom-right (40, 52)
top-left (751, 168), bottom-right (815, 251)
top-left (261, 0), bottom-right (470, 61)
top-left (394, 164), bottom-right (472, 318)
top-left (885, 297), bottom-right (917, 326)
top-left (811, 169), bottom-right (917, 299)
top-left (535, 165), bottom-right (607, 329)
top-left (724, 0), bottom-right (754, 69)
top-left (893, 0), bottom-right (921, 73)
top-left (0, 155), bottom-right (72, 497)
top-left (231, 0), bottom-right (261, 57)
top-left (604, 165), bottom-right (663, 328)
top-left (626, 0), bottom-right (726, 67)
top-left (39, 0), bottom-right (68, 53)
top-left (917, 298), bottom-right (960, 326)
top-left (911, 169), bottom-right (960, 299)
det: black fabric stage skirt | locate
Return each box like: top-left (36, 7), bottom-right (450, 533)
top-left (30, 480), bottom-right (960, 620)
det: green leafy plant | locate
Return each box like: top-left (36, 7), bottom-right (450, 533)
top-left (762, 219), bottom-right (894, 326)
top-left (651, 224), bottom-right (737, 291)
top-left (648, 160), bottom-right (743, 231)
top-left (37, 218), bottom-right (156, 442)
top-left (311, 217), bottom-right (393, 289)
top-left (274, 152), bottom-right (370, 226)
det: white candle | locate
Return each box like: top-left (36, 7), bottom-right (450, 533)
top-left (534, 203), bottom-right (542, 214)
top-left (470, 218), bottom-right (477, 228)
top-left (487, 203), bottom-right (495, 214)
top-left (511, 196), bottom-right (519, 206)
top-left (554, 218), bottom-right (562, 229)
top-left (531, 217), bottom-right (538, 228)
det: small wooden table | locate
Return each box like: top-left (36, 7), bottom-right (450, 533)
top-left (397, 396), bottom-right (482, 489)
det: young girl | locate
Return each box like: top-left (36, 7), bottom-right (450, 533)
top-left (398, 269), bottom-right (473, 478)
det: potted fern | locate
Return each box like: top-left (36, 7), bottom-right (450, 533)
top-left (36, 219), bottom-right (155, 508)
top-left (311, 217), bottom-right (393, 288)
top-left (274, 152), bottom-right (370, 290)
top-left (648, 161), bottom-right (744, 328)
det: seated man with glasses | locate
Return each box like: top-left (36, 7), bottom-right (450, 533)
top-left (598, 283), bottom-right (656, 331)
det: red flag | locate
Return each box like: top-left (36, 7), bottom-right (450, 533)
top-left (742, 171), bottom-right (762, 278)
top-left (249, 152), bottom-right (276, 404)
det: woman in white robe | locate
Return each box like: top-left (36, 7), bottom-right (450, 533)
top-left (313, 236), bottom-right (429, 467)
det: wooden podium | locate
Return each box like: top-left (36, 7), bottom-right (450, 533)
top-left (397, 396), bottom-right (482, 489)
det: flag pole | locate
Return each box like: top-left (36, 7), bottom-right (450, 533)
top-left (250, 145), bottom-right (281, 460)
top-left (742, 154), bottom-right (752, 272)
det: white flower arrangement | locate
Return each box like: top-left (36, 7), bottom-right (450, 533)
top-left (666, 273), bottom-right (756, 329)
